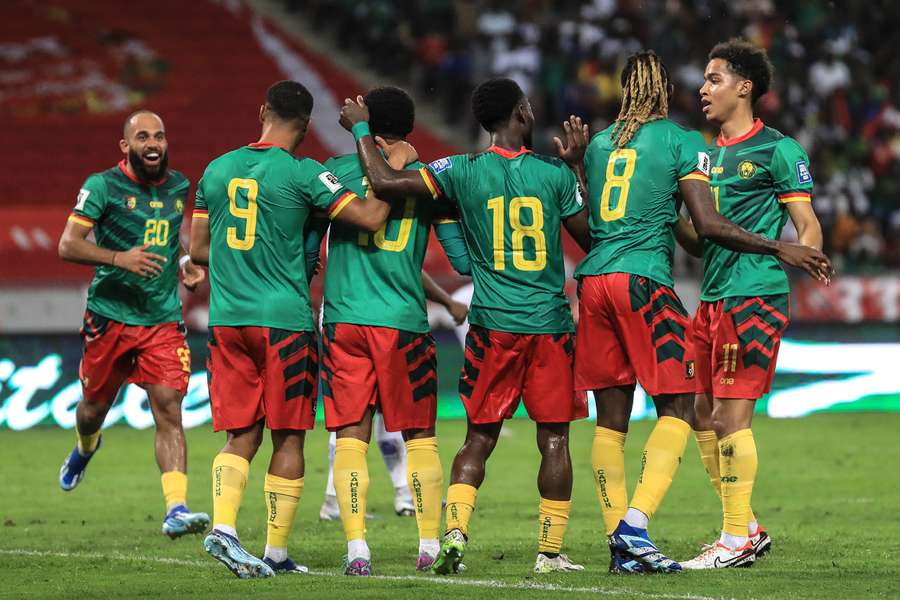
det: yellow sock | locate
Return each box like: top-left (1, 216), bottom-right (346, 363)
top-left (719, 429), bottom-right (757, 537)
top-left (334, 438), bottom-right (369, 542)
top-left (592, 427), bottom-right (627, 535)
top-left (161, 471), bottom-right (188, 511)
top-left (630, 416), bottom-right (690, 520)
top-left (537, 498), bottom-right (571, 554)
top-left (264, 473), bottom-right (304, 551)
top-left (211, 453), bottom-right (249, 531)
top-left (445, 483), bottom-right (477, 536)
top-left (405, 437), bottom-right (443, 540)
top-left (76, 425), bottom-right (100, 454)
top-left (696, 429), bottom-right (757, 525)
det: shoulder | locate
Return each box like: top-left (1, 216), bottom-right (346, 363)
top-left (426, 153), bottom-right (469, 174)
top-left (588, 125), bottom-right (615, 147)
top-left (165, 169), bottom-right (190, 188)
top-left (86, 169), bottom-right (115, 189)
top-left (528, 152), bottom-right (567, 170)
top-left (324, 153), bottom-right (360, 178)
top-left (772, 134), bottom-right (807, 156)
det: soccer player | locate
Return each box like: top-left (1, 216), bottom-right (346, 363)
top-left (339, 77), bottom-right (592, 575)
top-left (318, 86), bottom-right (471, 575)
top-left (189, 80), bottom-right (396, 578)
top-left (57, 110), bottom-right (210, 539)
top-left (680, 40), bottom-right (832, 569)
top-left (574, 50), bottom-right (831, 574)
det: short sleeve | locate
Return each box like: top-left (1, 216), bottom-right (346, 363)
top-left (70, 174), bottom-right (109, 227)
top-left (422, 156), bottom-right (457, 202)
top-left (771, 137), bottom-right (813, 203)
top-left (192, 177), bottom-right (208, 218)
top-left (557, 165), bottom-right (584, 219)
top-left (301, 159), bottom-right (359, 220)
top-left (676, 130), bottom-right (711, 183)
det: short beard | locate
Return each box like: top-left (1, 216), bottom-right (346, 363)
top-left (128, 148), bottom-right (168, 183)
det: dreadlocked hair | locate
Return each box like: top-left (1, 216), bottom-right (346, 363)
top-left (611, 51), bottom-right (670, 147)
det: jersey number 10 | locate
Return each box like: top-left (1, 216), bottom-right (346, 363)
top-left (600, 148), bottom-right (636, 222)
top-left (358, 177), bottom-right (415, 252)
top-left (486, 196), bottom-right (546, 271)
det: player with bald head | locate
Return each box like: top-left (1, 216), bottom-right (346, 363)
top-left (58, 109), bottom-right (210, 540)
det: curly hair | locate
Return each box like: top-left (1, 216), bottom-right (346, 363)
top-left (709, 38), bottom-right (774, 102)
top-left (364, 86), bottom-right (415, 139)
top-left (611, 50), bottom-right (670, 147)
top-left (471, 78), bottom-right (524, 132)
top-left (265, 80), bottom-right (314, 122)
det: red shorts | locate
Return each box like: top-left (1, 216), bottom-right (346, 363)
top-left (79, 310), bottom-right (190, 405)
top-left (459, 325), bottom-right (587, 424)
top-left (575, 273), bottom-right (694, 396)
top-left (690, 295), bottom-right (789, 399)
top-left (207, 326), bottom-right (318, 432)
top-left (321, 324), bottom-right (437, 432)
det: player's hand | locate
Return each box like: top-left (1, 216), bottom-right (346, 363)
top-left (181, 259), bottom-right (206, 292)
top-left (447, 300), bottom-right (468, 326)
top-left (376, 136), bottom-right (419, 167)
top-left (775, 242), bottom-right (834, 284)
top-left (553, 115), bottom-right (590, 168)
top-left (115, 244), bottom-right (166, 277)
top-left (339, 95), bottom-right (370, 131)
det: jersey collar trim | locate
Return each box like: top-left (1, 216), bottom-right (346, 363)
top-left (248, 141), bottom-right (289, 150)
top-left (716, 118), bottom-right (764, 147)
top-left (117, 159), bottom-right (169, 187)
top-left (487, 145), bottom-right (532, 159)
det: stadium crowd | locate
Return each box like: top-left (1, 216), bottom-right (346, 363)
top-left (292, 0), bottom-right (899, 272)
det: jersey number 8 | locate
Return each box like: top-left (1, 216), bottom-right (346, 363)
top-left (486, 195), bottom-right (546, 271)
top-left (226, 178), bottom-right (259, 251)
top-left (600, 148), bottom-right (637, 222)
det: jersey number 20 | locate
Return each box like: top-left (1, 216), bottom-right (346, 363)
top-left (226, 178), bottom-right (258, 251)
top-left (486, 196), bottom-right (546, 271)
top-left (600, 149), bottom-right (636, 222)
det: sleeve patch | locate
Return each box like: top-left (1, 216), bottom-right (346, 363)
top-left (574, 185), bottom-right (584, 207)
top-left (697, 152), bottom-right (711, 176)
top-left (75, 188), bottom-right (90, 211)
top-left (318, 171), bottom-right (344, 194)
top-left (429, 157), bottom-right (452, 173)
top-left (796, 161), bottom-right (812, 184)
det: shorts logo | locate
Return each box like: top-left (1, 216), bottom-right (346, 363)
top-left (685, 360), bottom-right (695, 379)
top-left (429, 157), bottom-right (452, 173)
top-left (75, 188), bottom-right (90, 210)
top-left (796, 160), bottom-right (812, 184)
top-left (318, 171), bottom-right (344, 194)
top-left (697, 152), bottom-right (711, 176)
top-left (125, 196), bottom-right (137, 210)
top-left (738, 160), bottom-right (757, 179)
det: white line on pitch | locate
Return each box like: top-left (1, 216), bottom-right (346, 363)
top-left (0, 548), bottom-right (717, 600)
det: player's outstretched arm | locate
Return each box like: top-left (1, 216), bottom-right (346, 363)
top-left (189, 213), bottom-right (211, 266)
top-left (59, 218), bottom-right (166, 277)
top-left (422, 271), bottom-right (468, 325)
top-left (680, 178), bottom-right (832, 282)
top-left (339, 95), bottom-right (432, 200)
top-left (674, 215), bottom-right (703, 258)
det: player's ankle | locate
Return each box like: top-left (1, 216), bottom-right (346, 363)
top-left (347, 538), bottom-right (370, 560)
top-left (213, 524), bottom-right (238, 539)
top-left (623, 507), bottom-right (649, 530)
top-left (264, 545), bottom-right (287, 563)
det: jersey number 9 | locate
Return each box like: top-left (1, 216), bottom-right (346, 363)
top-left (226, 178), bottom-right (259, 251)
top-left (486, 195), bottom-right (546, 271)
top-left (600, 149), bottom-right (637, 222)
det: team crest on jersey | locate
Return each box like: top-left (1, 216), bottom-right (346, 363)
top-left (796, 160), bottom-right (812, 184)
top-left (697, 152), bottom-right (711, 176)
top-left (318, 171), bottom-right (343, 194)
top-left (125, 196), bottom-right (137, 209)
top-left (175, 198), bottom-right (184, 213)
top-left (738, 160), bottom-right (757, 179)
top-left (429, 157), bottom-right (452, 173)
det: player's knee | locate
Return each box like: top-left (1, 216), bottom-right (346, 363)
top-left (151, 391), bottom-right (184, 430)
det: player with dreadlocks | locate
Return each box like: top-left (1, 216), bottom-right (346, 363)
top-left (573, 50), bottom-right (830, 574)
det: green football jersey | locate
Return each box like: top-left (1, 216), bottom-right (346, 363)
top-left (195, 143), bottom-right (357, 331)
top-left (702, 120), bottom-right (814, 301)
top-left (576, 118), bottom-right (710, 287)
top-left (423, 146), bottom-right (584, 334)
top-left (71, 160), bottom-right (189, 325)
top-left (322, 154), bottom-right (456, 333)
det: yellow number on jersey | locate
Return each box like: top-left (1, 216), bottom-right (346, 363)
top-left (143, 219), bottom-right (169, 246)
top-left (600, 148), bottom-right (637, 222)
top-left (486, 195), bottom-right (547, 271)
top-left (226, 178), bottom-right (259, 251)
top-left (357, 176), bottom-right (415, 252)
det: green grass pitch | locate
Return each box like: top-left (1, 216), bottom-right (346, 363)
top-left (1, 414), bottom-right (898, 599)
